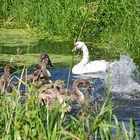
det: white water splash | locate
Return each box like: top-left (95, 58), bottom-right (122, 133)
top-left (109, 55), bottom-right (140, 99)
top-left (73, 55), bottom-right (140, 99)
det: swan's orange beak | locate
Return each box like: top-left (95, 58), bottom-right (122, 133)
top-left (72, 47), bottom-right (77, 52)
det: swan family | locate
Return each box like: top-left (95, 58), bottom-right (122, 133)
top-left (38, 79), bottom-right (91, 105)
top-left (0, 41), bottom-right (108, 110)
top-left (0, 52), bottom-right (92, 106)
top-left (72, 41), bottom-right (109, 74)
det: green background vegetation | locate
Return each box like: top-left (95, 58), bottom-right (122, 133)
top-left (0, 0), bottom-right (140, 64)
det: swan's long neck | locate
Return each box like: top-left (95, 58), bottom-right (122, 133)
top-left (41, 61), bottom-right (49, 78)
top-left (72, 81), bottom-right (85, 101)
top-left (4, 67), bottom-right (10, 77)
top-left (79, 45), bottom-right (89, 65)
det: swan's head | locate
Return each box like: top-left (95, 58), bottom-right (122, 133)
top-left (72, 41), bottom-right (85, 52)
top-left (4, 65), bottom-right (10, 75)
top-left (73, 79), bottom-right (92, 94)
top-left (54, 80), bottom-right (66, 95)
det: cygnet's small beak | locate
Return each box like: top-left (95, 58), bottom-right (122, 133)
top-left (72, 47), bottom-right (77, 52)
top-left (87, 86), bottom-right (92, 94)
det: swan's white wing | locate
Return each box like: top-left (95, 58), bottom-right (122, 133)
top-left (72, 60), bottom-right (109, 74)
top-left (82, 60), bottom-right (109, 73)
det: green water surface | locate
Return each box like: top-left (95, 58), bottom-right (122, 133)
top-left (0, 28), bottom-right (124, 70)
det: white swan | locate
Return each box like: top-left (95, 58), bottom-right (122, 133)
top-left (72, 41), bottom-right (109, 74)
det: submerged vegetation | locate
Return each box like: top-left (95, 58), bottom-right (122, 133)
top-left (0, 0), bottom-right (140, 62)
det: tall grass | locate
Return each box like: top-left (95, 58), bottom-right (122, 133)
top-left (0, 0), bottom-right (94, 39)
top-left (0, 70), bottom-right (139, 139)
top-left (1, 0), bottom-right (140, 62)
top-left (0, 86), bottom-right (70, 140)
top-left (95, 0), bottom-right (140, 61)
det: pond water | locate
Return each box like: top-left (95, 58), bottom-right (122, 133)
top-left (50, 61), bottom-right (140, 135)
top-left (0, 29), bottom-right (140, 133)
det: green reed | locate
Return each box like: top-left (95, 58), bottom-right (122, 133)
top-left (0, 91), bottom-right (139, 139)
top-left (0, 70), bottom-right (139, 139)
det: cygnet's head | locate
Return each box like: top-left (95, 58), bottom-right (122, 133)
top-left (39, 53), bottom-right (53, 68)
top-left (72, 41), bottom-right (85, 52)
